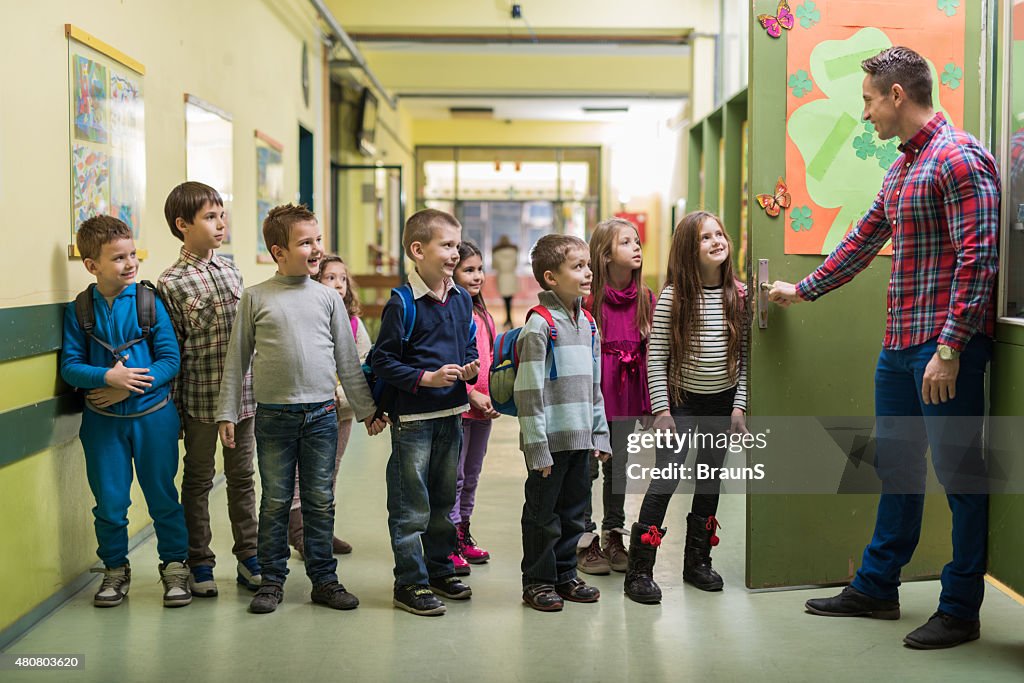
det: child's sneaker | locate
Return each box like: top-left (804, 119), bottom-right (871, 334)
top-left (522, 583), bottom-right (563, 612)
top-left (159, 561), bottom-right (192, 608)
top-left (457, 521), bottom-right (490, 564)
top-left (555, 577), bottom-right (601, 603)
top-left (189, 564), bottom-right (218, 597)
top-left (249, 582), bottom-right (284, 614)
top-left (393, 585), bottom-right (446, 616)
top-left (311, 581), bottom-right (359, 610)
top-left (449, 552), bottom-right (471, 576)
top-left (576, 532), bottom-right (611, 575)
top-left (236, 556), bottom-right (262, 591)
top-left (90, 564), bottom-right (130, 608)
top-left (428, 575), bottom-right (473, 600)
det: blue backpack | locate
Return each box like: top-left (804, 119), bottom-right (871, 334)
top-left (489, 305), bottom-right (596, 416)
top-left (362, 284), bottom-right (477, 414)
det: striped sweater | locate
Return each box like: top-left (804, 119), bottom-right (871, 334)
top-left (514, 290), bottom-right (612, 470)
top-left (647, 283), bottom-right (748, 413)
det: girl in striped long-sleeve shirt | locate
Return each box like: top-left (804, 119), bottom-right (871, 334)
top-left (625, 210), bottom-right (749, 604)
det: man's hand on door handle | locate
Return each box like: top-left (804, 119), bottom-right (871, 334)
top-left (766, 281), bottom-right (802, 308)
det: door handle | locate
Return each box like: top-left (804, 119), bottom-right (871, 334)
top-left (757, 259), bottom-right (770, 329)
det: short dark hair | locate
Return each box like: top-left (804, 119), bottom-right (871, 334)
top-left (263, 203), bottom-right (317, 262)
top-left (403, 209), bottom-right (461, 259)
top-left (530, 234), bottom-right (589, 290)
top-left (861, 46), bottom-right (932, 108)
top-left (77, 215), bottom-right (133, 260)
top-left (163, 181), bottom-right (223, 241)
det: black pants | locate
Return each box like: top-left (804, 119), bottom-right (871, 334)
top-left (521, 449), bottom-right (590, 585)
top-left (502, 296), bottom-right (513, 325)
top-left (584, 420), bottom-right (630, 532)
top-left (638, 387), bottom-right (736, 528)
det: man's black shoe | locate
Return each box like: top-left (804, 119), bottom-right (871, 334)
top-left (805, 585), bottom-right (900, 620)
top-left (393, 584), bottom-right (446, 616)
top-left (428, 575), bottom-right (472, 600)
top-left (903, 611), bottom-right (980, 649)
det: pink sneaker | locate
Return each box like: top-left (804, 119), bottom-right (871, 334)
top-left (449, 552), bottom-right (471, 576)
top-left (457, 521), bottom-right (490, 564)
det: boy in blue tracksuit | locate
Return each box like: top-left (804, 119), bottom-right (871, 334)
top-left (371, 208), bottom-right (479, 616)
top-left (61, 215), bottom-right (191, 609)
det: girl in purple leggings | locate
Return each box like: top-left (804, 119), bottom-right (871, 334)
top-left (449, 240), bottom-right (499, 574)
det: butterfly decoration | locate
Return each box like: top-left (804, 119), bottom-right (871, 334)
top-left (758, 0), bottom-right (796, 39)
top-left (756, 177), bottom-right (792, 217)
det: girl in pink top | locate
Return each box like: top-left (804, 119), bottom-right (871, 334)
top-left (580, 217), bottom-right (653, 574)
top-left (450, 240), bottom-right (499, 571)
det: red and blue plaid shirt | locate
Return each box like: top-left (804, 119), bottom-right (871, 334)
top-left (797, 113), bottom-right (999, 352)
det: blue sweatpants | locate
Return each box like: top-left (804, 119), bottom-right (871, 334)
top-left (79, 402), bottom-right (188, 568)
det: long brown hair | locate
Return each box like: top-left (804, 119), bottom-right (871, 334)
top-left (315, 254), bottom-right (362, 317)
top-left (457, 240), bottom-right (494, 346)
top-left (666, 211), bottom-right (746, 404)
top-left (588, 217), bottom-right (651, 336)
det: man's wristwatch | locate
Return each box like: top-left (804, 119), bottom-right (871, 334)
top-left (937, 344), bottom-right (960, 361)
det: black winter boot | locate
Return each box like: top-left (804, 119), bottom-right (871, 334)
top-left (683, 513), bottom-right (723, 591)
top-left (623, 523), bottom-right (665, 604)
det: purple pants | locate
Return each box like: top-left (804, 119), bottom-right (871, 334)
top-left (450, 418), bottom-right (492, 524)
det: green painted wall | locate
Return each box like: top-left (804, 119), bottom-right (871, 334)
top-left (988, 328), bottom-right (1024, 595)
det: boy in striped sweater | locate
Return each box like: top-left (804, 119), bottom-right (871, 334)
top-left (515, 234), bottom-right (612, 612)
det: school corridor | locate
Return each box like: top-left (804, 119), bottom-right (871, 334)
top-left (3, 416), bottom-right (1022, 682)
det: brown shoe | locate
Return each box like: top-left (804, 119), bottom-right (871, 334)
top-left (577, 533), bottom-right (611, 575)
top-left (332, 536), bottom-right (353, 555)
top-left (602, 529), bottom-right (629, 573)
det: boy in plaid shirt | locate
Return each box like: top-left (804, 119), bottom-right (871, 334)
top-left (157, 182), bottom-right (262, 597)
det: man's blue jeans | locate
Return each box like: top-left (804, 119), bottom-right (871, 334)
top-left (851, 335), bottom-right (991, 620)
top-left (254, 401), bottom-right (339, 586)
top-left (386, 415), bottom-right (462, 587)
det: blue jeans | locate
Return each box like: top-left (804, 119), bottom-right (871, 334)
top-left (80, 402), bottom-right (187, 567)
top-left (521, 449), bottom-right (590, 586)
top-left (254, 401), bottom-right (339, 586)
top-left (386, 415), bottom-right (462, 586)
top-left (851, 335), bottom-right (991, 620)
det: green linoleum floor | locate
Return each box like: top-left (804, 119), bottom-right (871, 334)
top-left (4, 417), bottom-right (1022, 682)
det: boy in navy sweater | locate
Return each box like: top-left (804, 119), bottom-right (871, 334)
top-left (372, 209), bottom-right (480, 616)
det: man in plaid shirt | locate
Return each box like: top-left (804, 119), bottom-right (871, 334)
top-left (158, 182), bottom-right (262, 598)
top-left (770, 47), bottom-right (999, 650)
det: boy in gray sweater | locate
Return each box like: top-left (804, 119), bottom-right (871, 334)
top-left (515, 234), bottom-right (611, 612)
top-left (217, 204), bottom-right (385, 614)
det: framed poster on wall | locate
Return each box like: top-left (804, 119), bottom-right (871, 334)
top-left (66, 25), bottom-right (145, 258)
top-left (185, 95), bottom-right (233, 255)
top-left (255, 130), bottom-right (284, 264)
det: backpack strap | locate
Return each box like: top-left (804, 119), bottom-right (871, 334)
top-left (526, 305), bottom-right (558, 380)
top-left (580, 307), bottom-right (598, 358)
top-left (74, 284), bottom-right (98, 338)
top-left (393, 284), bottom-right (417, 343)
top-left (136, 280), bottom-right (157, 338)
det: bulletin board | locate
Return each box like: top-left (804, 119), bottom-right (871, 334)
top-left (66, 25), bottom-right (146, 257)
top-left (780, 0), bottom-right (965, 254)
top-left (255, 130), bottom-right (284, 264)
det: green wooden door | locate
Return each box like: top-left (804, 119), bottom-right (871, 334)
top-left (744, 0), bottom-right (986, 588)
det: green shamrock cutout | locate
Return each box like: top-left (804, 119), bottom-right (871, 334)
top-left (937, 0), bottom-right (959, 17)
top-left (790, 206), bottom-right (813, 232)
top-left (876, 142), bottom-right (900, 170)
top-left (853, 133), bottom-right (877, 160)
top-left (789, 70), bottom-right (814, 98)
top-left (941, 63), bottom-right (962, 90)
top-left (795, 1), bottom-right (821, 28)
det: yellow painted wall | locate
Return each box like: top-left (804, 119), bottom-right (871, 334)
top-left (0, 0), bottom-right (327, 632)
